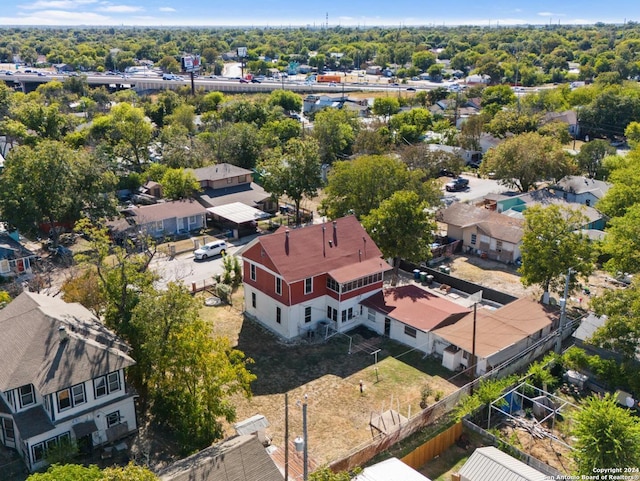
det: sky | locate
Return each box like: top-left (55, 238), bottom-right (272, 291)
top-left (0, 0), bottom-right (638, 27)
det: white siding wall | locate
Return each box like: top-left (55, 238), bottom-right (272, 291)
top-left (365, 310), bottom-right (433, 354)
top-left (244, 287), bottom-right (292, 338)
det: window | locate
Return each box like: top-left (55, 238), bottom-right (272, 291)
top-left (19, 385), bottom-right (35, 408)
top-left (57, 383), bottom-right (86, 411)
top-left (250, 263), bottom-right (256, 281)
top-left (341, 310), bottom-right (347, 323)
top-left (331, 308), bottom-right (337, 322)
top-left (404, 326), bottom-right (417, 338)
top-left (276, 307), bottom-right (282, 324)
top-left (327, 306), bottom-right (332, 319)
top-left (304, 277), bottom-right (313, 294)
top-left (155, 220), bottom-right (164, 232)
top-left (495, 240), bottom-right (503, 252)
top-left (304, 306), bottom-right (312, 323)
top-left (251, 292), bottom-right (256, 308)
top-left (94, 372), bottom-right (121, 398)
top-left (1, 418), bottom-right (14, 441)
top-left (32, 442), bottom-right (45, 463)
top-left (275, 277), bottom-right (282, 295)
top-left (470, 234), bottom-right (477, 245)
top-left (107, 372), bottom-right (120, 393)
top-left (326, 277), bottom-right (339, 293)
top-left (367, 308), bottom-right (376, 322)
top-left (348, 307), bottom-right (354, 319)
top-left (106, 411), bottom-right (121, 428)
top-left (585, 199), bottom-right (591, 207)
top-left (72, 384), bottom-right (86, 405)
top-left (57, 389), bottom-right (71, 411)
top-left (188, 215), bottom-right (197, 224)
top-left (227, 177), bottom-right (233, 184)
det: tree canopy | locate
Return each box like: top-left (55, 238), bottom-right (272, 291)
top-left (480, 132), bottom-right (574, 193)
top-left (571, 394), bottom-right (640, 475)
top-left (519, 204), bottom-right (595, 298)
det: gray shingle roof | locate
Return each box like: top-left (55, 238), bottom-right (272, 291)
top-left (158, 434), bottom-right (284, 481)
top-left (13, 405), bottom-right (55, 439)
top-left (439, 203), bottom-right (524, 244)
top-left (0, 292), bottom-right (135, 394)
top-left (459, 446), bottom-right (547, 481)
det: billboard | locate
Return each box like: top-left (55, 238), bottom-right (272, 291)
top-left (181, 55), bottom-right (201, 73)
top-left (237, 47), bottom-right (247, 58)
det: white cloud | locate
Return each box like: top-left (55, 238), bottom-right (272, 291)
top-left (159, 6), bottom-right (175, 12)
top-left (538, 12), bottom-right (566, 17)
top-left (19, 0), bottom-right (96, 10)
top-left (97, 4), bottom-right (142, 12)
top-left (2, 9), bottom-right (109, 24)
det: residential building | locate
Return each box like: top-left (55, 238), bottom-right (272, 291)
top-left (360, 285), bottom-right (470, 354)
top-left (438, 203), bottom-right (524, 264)
top-left (493, 188), bottom-right (607, 230)
top-left (0, 292), bottom-right (137, 472)
top-left (431, 298), bottom-right (556, 376)
top-left (158, 434), bottom-right (283, 481)
top-left (119, 200), bottom-right (207, 239)
top-left (0, 231), bottom-right (37, 278)
top-left (353, 457), bottom-right (432, 481)
top-left (457, 446), bottom-right (547, 481)
top-left (242, 216), bottom-right (392, 339)
top-left (189, 163), bottom-right (276, 214)
top-left (548, 176), bottom-right (611, 208)
top-left (541, 110), bottom-right (579, 138)
top-left (302, 94), bottom-right (370, 116)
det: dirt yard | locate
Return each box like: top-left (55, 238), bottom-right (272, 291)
top-left (200, 289), bottom-right (461, 465)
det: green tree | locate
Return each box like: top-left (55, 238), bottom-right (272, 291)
top-left (362, 190), bottom-right (435, 284)
top-left (591, 283), bottom-right (640, 360)
top-left (27, 463), bottom-right (157, 481)
top-left (216, 122), bottom-right (262, 169)
top-left (412, 51), bottom-right (436, 71)
top-left (90, 103), bottom-right (153, 171)
top-left (309, 467), bottom-right (356, 481)
top-left (600, 203), bottom-right (640, 276)
top-left (259, 138), bottom-right (322, 225)
top-left (519, 204), bottom-right (595, 299)
top-left (625, 121), bottom-right (640, 149)
top-left (481, 84), bottom-right (516, 116)
top-left (576, 139), bottom-right (616, 178)
top-left (321, 155), bottom-right (440, 219)
top-left (0, 141), bottom-right (115, 243)
top-left (486, 110), bottom-right (540, 138)
top-left (268, 90), bottom-right (303, 113)
top-left (480, 132), bottom-right (574, 192)
top-left (133, 283), bottom-right (255, 452)
top-left (312, 108), bottom-right (359, 164)
top-left (571, 394), bottom-right (640, 475)
top-left (160, 168), bottom-right (201, 200)
top-left (372, 97), bottom-right (400, 123)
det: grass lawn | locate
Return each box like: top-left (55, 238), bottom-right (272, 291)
top-left (198, 288), bottom-right (459, 465)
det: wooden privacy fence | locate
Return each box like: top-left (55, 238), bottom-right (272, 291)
top-left (401, 422), bottom-right (463, 470)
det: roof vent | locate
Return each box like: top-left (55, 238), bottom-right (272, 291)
top-left (58, 326), bottom-right (68, 342)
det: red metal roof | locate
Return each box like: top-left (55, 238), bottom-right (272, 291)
top-left (360, 285), bottom-right (471, 332)
top-left (243, 216), bottom-right (391, 283)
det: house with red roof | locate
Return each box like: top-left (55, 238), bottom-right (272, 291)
top-left (242, 216), bottom-right (392, 339)
top-left (360, 285), bottom-right (471, 354)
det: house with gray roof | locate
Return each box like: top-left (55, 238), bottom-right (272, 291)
top-left (189, 163), bottom-right (277, 215)
top-left (119, 199), bottom-right (207, 240)
top-left (493, 188), bottom-right (607, 231)
top-left (0, 292), bottom-right (137, 472)
top-left (158, 434), bottom-right (283, 481)
top-left (457, 446), bottom-right (547, 481)
top-left (549, 175), bottom-right (611, 208)
top-left (438, 203), bottom-right (524, 264)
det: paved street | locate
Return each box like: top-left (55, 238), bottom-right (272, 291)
top-left (441, 174), bottom-right (510, 205)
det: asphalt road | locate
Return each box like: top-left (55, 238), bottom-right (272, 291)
top-left (441, 174), bottom-right (510, 205)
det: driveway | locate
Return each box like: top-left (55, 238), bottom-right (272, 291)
top-left (151, 244), bottom-right (241, 291)
top-left (441, 174), bottom-right (510, 205)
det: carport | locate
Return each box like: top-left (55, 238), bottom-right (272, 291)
top-left (206, 202), bottom-right (270, 239)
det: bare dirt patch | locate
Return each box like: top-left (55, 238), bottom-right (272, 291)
top-left (199, 297), bottom-right (462, 465)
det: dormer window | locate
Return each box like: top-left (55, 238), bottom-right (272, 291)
top-left (19, 385), bottom-right (35, 408)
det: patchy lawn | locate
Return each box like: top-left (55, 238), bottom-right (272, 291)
top-left (418, 430), bottom-right (484, 481)
top-left (198, 291), bottom-right (460, 465)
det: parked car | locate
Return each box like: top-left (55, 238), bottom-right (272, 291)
top-left (251, 78), bottom-right (261, 83)
top-left (194, 240), bottom-right (228, 260)
top-left (445, 177), bottom-right (470, 192)
top-left (239, 78), bottom-right (249, 83)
